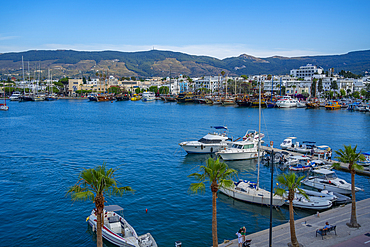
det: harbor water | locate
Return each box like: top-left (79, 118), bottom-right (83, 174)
top-left (1, 99), bottom-right (369, 246)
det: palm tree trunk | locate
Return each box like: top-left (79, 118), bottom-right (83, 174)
top-left (212, 190), bottom-right (218, 247)
top-left (289, 199), bottom-right (299, 247)
top-left (96, 212), bottom-right (103, 247)
top-left (348, 169), bottom-right (360, 228)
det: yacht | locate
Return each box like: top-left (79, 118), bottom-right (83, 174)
top-left (142, 91), bottom-right (156, 101)
top-left (9, 91), bottom-right (22, 101)
top-left (179, 126), bottom-right (231, 154)
top-left (217, 130), bottom-right (264, 161)
top-left (302, 169), bottom-right (362, 195)
top-left (276, 96), bottom-right (297, 108)
top-left (219, 180), bottom-right (285, 206)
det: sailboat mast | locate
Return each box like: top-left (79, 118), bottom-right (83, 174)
top-left (257, 78), bottom-right (261, 189)
top-left (22, 56), bottom-right (25, 94)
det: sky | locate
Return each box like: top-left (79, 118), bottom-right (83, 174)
top-left (1, 0), bottom-right (369, 59)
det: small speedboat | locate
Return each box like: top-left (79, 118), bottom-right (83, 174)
top-left (87, 205), bottom-right (157, 247)
top-left (289, 163), bottom-right (311, 171)
top-left (359, 151), bottom-right (370, 166)
top-left (302, 169), bottom-right (363, 195)
top-left (300, 188), bottom-right (337, 202)
top-left (280, 137), bottom-right (297, 150)
top-left (288, 193), bottom-right (333, 210)
top-left (294, 141), bottom-right (317, 154)
top-left (179, 126), bottom-right (231, 154)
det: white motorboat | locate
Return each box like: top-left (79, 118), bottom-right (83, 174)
top-left (276, 96), bottom-right (298, 108)
top-left (217, 139), bottom-right (261, 161)
top-left (296, 101), bottom-right (306, 108)
top-left (219, 180), bottom-right (285, 206)
top-left (288, 193), bottom-right (333, 210)
top-left (280, 137), bottom-right (297, 150)
top-left (283, 155), bottom-right (309, 167)
top-left (142, 91), bottom-right (156, 101)
top-left (310, 159), bottom-right (332, 170)
top-left (300, 188), bottom-right (337, 202)
top-left (9, 91), bottom-right (22, 101)
top-left (294, 141), bottom-right (317, 154)
top-left (87, 205), bottom-right (157, 247)
top-left (359, 151), bottom-right (370, 166)
top-left (179, 126), bottom-right (231, 154)
top-left (302, 169), bottom-right (362, 195)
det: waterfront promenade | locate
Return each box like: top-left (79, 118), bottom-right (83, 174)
top-left (219, 198), bottom-right (370, 247)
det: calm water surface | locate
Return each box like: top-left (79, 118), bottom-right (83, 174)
top-left (0, 100), bottom-right (369, 247)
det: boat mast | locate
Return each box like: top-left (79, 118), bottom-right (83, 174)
top-left (22, 56), bottom-right (25, 94)
top-left (257, 77), bottom-right (261, 189)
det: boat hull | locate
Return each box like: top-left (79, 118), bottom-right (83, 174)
top-left (218, 150), bottom-right (262, 161)
top-left (301, 179), bottom-right (356, 195)
top-left (179, 143), bottom-right (227, 154)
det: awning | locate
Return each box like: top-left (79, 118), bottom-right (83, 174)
top-left (104, 205), bottom-right (124, 212)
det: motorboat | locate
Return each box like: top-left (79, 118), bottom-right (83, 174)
top-left (310, 159), bottom-right (332, 170)
top-left (87, 205), bottom-right (157, 247)
top-left (314, 145), bottom-right (331, 158)
top-left (296, 101), bottom-right (306, 108)
top-left (97, 94), bottom-right (115, 102)
top-left (221, 98), bottom-right (236, 106)
top-left (276, 96), bottom-right (297, 108)
top-left (87, 93), bottom-right (98, 101)
top-left (302, 169), bottom-right (363, 195)
top-left (131, 94), bottom-right (142, 101)
top-left (19, 93), bottom-right (35, 102)
top-left (217, 130), bottom-right (263, 161)
top-left (45, 93), bottom-right (58, 101)
top-left (9, 91), bottom-right (22, 101)
top-left (288, 192), bottom-right (333, 210)
top-left (289, 163), bottom-right (312, 171)
top-left (116, 93), bottom-right (130, 101)
top-left (142, 91), bottom-right (156, 101)
top-left (280, 137), bottom-right (297, 150)
top-left (179, 126), bottom-right (231, 154)
top-left (359, 151), bottom-right (370, 166)
top-left (283, 155), bottom-right (309, 167)
top-left (300, 188), bottom-right (337, 202)
top-left (219, 180), bottom-right (285, 206)
top-left (294, 141), bottom-right (317, 154)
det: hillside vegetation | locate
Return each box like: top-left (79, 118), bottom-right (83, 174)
top-left (0, 49), bottom-right (369, 79)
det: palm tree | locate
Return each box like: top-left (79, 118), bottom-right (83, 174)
top-left (333, 145), bottom-right (365, 228)
top-left (188, 157), bottom-right (237, 247)
top-left (275, 173), bottom-right (307, 247)
top-left (67, 164), bottom-right (134, 247)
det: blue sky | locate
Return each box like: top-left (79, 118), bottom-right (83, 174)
top-left (1, 0), bottom-right (369, 59)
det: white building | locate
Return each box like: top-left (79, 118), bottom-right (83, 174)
top-left (290, 64), bottom-right (323, 78)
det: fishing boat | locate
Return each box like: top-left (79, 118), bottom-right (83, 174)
top-left (302, 169), bottom-right (362, 195)
top-left (116, 93), bottom-right (130, 101)
top-left (306, 98), bottom-right (320, 108)
top-left (325, 101), bottom-right (341, 110)
top-left (219, 180), bottom-right (285, 206)
top-left (179, 126), bottom-right (231, 154)
top-left (97, 94), bottom-right (115, 102)
top-left (87, 205), bottom-right (157, 247)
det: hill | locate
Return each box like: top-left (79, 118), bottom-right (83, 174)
top-left (0, 49), bottom-right (369, 79)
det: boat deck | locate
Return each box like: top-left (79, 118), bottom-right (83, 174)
top-left (219, 198), bottom-right (370, 247)
top-left (261, 146), bottom-right (370, 177)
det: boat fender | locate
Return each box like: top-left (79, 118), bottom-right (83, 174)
top-left (201, 145), bottom-right (204, 150)
top-left (329, 180), bottom-right (331, 184)
top-left (211, 147), bottom-right (213, 153)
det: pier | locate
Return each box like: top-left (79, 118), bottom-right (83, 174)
top-left (260, 146), bottom-right (370, 177)
top-left (219, 198), bottom-right (370, 247)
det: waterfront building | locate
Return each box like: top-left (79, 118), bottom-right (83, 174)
top-left (290, 64), bottom-right (323, 78)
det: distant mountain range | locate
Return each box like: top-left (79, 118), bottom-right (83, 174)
top-left (0, 49), bottom-right (369, 79)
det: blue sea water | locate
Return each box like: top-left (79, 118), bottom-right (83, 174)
top-left (0, 99), bottom-right (369, 247)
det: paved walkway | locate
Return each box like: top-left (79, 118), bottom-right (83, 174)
top-left (219, 198), bottom-right (370, 247)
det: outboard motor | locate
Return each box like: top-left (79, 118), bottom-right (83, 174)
top-left (175, 241), bottom-right (182, 247)
top-left (243, 239), bottom-right (252, 247)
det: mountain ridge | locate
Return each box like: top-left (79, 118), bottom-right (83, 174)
top-left (0, 49), bottom-right (369, 79)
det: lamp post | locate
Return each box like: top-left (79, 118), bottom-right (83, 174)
top-left (266, 149), bottom-right (274, 247)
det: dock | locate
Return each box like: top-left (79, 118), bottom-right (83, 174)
top-left (260, 146), bottom-right (370, 177)
top-left (219, 198), bottom-right (370, 247)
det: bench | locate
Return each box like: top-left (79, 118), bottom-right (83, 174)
top-left (316, 225), bottom-right (337, 239)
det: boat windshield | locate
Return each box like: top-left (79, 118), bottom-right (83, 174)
top-left (326, 173), bottom-right (338, 179)
top-left (232, 144), bottom-right (243, 149)
top-left (198, 138), bottom-right (221, 144)
top-left (243, 144), bottom-right (254, 149)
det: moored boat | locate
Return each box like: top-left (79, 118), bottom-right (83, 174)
top-left (87, 205), bottom-right (157, 247)
top-left (325, 101), bottom-right (341, 110)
